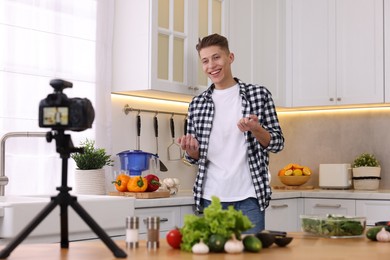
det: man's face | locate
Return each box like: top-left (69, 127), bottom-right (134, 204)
top-left (199, 45), bottom-right (234, 88)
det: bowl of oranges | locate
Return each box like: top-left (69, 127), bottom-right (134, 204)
top-left (278, 163), bottom-right (312, 186)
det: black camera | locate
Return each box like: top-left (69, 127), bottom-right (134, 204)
top-left (39, 79), bottom-right (95, 131)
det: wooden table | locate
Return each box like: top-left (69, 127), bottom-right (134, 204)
top-left (0, 233), bottom-right (389, 260)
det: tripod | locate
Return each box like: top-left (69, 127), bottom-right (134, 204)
top-left (0, 130), bottom-right (127, 259)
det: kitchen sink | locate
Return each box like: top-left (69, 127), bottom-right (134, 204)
top-left (0, 195), bottom-right (135, 243)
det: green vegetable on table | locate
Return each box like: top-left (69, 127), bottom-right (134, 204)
top-left (180, 196), bottom-right (254, 252)
top-left (301, 214), bottom-right (364, 237)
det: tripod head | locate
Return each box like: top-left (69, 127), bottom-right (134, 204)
top-left (45, 130), bottom-right (83, 159)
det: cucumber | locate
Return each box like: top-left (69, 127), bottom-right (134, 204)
top-left (208, 234), bottom-right (227, 252)
top-left (243, 235), bottom-right (262, 253)
top-left (366, 226), bottom-right (382, 241)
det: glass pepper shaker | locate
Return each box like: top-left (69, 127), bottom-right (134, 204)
top-left (126, 216), bottom-right (139, 249)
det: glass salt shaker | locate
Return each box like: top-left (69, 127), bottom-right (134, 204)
top-left (145, 216), bottom-right (160, 250)
top-left (126, 216), bottom-right (139, 249)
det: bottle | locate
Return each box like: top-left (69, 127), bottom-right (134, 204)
top-left (126, 216), bottom-right (139, 249)
top-left (145, 216), bottom-right (160, 250)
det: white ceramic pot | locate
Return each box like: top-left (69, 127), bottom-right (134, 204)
top-left (352, 167), bottom-right (381, 177)
top-left (74, 169), bottom-right (106, 195)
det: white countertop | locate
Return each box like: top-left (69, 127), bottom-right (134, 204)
top-left (134, 189), bottom-right (390, 208)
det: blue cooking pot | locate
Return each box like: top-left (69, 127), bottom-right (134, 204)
top-left (117, 150), bottom-right (158, 176)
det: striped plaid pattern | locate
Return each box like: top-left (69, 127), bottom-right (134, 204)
top-left (185, 78), bottom-right (285, 213)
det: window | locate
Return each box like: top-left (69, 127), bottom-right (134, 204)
top-left (0, 0), bottom-right (112, 195)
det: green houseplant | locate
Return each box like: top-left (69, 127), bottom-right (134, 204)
top-left (351, 153), bottom-right (381, 190)
top-left (71, 139), bottom-right (114, 195)
top-left (352, 153), bottom-right (380, 168)
top-left (71, 139), bottom-right (114, 170)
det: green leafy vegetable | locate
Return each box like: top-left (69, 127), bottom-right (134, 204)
top-left (301, 214), bottom-right (365, 237)
top-left (180, 196), bottom-right (253, 252)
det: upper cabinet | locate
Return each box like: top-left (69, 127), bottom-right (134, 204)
top-left (112, 0), bottom-right (224, 101)
top-left (385, 0), bottom-right (390, 103)
top-left (226, 0), bottom-right (384, 108)
top-left (292, 0), bottom-right (384, 107)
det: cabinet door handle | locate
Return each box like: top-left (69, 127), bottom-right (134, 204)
top-left (143, 217), bottom-right (169, 224)
top-left (314, 203), bottom-right (341, 208)
top-left (329, 98), bottom-right (334, 101)
top-left (271, 204), bottom-right (288, 209)
top-left (336, 97), bottom-right (341, 101)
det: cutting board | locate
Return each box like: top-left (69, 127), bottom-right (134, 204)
top-left (108, 190), bottom-right (170, 199)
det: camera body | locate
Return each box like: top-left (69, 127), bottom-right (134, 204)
top-left (39, 79), bottom-right (95, 131)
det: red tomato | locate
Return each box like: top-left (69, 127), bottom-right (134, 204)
top-left (166, 229), bottom-right (182, 249)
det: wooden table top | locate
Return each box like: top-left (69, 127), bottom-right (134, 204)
top-left (0, 233), bottom-right (389, 260)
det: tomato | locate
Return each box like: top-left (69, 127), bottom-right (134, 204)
top-left (166, 228), bottom-right (182, 249)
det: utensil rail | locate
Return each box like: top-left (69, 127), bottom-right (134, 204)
top-left (123, 104), bottom-right (187, 117)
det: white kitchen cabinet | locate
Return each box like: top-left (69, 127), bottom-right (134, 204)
top-left (226, 0), bottom-right (384, 107)
top-left (292, 0), bottom-right (384, 107)
top-left (135, 206), bottom-right (181, 239)
top-left (135, 205), bottom-right (195, 239)
top-left (112, 0), bottom-right (224, 100)
top-left (304, 198), bottom-right (356, 216)
top-left (179, 205), bottom-right (196, 227)
top-left (265, 198), bottom-right (303, 232)
top-left (385, 0), bottom-right (390, 102)
top-left (356, 200), bottom-right (390, 226)
top-left (226, 0), bottom-right (288, 107)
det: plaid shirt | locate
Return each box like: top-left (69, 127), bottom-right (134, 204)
top-left (185, 78), bottom-right (285, 213)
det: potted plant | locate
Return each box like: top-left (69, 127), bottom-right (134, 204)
top-left (71, 139), bottom-right (114, 195)
top-left (351, 153), bottom-right (381, 190)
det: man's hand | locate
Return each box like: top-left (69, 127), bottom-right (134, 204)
top-left (177, 134), bottom-right (199, 160)
top-left (237, 114), bottom-right (271, 148)
top-left (237, 114), bottom-right (261, 132)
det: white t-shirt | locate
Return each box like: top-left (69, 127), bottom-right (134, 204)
top-left (202, 84), bottom-right (256, 202)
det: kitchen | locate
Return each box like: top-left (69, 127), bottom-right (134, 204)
top-left (1, 0), bottom-right (390, 259)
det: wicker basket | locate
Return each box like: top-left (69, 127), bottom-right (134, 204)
top-left (353, 178), bottom-right (380, 190)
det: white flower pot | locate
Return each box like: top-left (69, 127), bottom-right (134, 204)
top-left (74, 169), bottom-right (106, 195)
top-left (352, 167), bottom-right (381, 178)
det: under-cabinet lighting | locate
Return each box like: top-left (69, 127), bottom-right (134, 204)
top-left (112, 93), bottom-right (390, 115)
top-left (276, 104), bottom-right (390, 115)
top-left (111, 93), bottom-right (190, 106)
top-left (111, 93), bottom-right (191, 106)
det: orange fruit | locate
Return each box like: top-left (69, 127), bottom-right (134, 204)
top-left (278, 169), bottom-right (286, 176)
top-left (292, 163), bottom-right (304, 170)
top-left (283, 163), bottom-right (294, 170)
top-left (302, 167), bottom-right (312, 176)
top-left (293, 169), bottom-right (303, 176)
top-left (284, 169), bottom-right (293, 176)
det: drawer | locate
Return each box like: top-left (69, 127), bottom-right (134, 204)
top-left (135, 207), bottom-right (181, 234)
top-left (304, 198), bottom-right (356, 216)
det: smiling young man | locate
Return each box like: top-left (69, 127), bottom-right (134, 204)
top-left (177, 34), bottom-right (284, 233)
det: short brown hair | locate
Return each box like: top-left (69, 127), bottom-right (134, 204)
top-left (196, 33), bottom-right (230, 54)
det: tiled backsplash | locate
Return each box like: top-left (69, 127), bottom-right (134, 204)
top-left (270, 107), bottom-right (390, 189)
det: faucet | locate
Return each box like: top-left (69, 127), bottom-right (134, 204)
top-left (0, 132), bottom-right (47, 196)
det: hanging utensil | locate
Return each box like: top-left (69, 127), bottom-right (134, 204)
top-left (136, 111), bottom-right (141, 150)
top-left (153, 114), bottom-right (168, 172)
top-left (167, 115), bottom-right (182, 161)
top-left (184, 115), bottom-right (188, 135)
top-left (181, 115), bottom-right (192, 166)
top-left (130, 111), bottom-right (165, 174)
